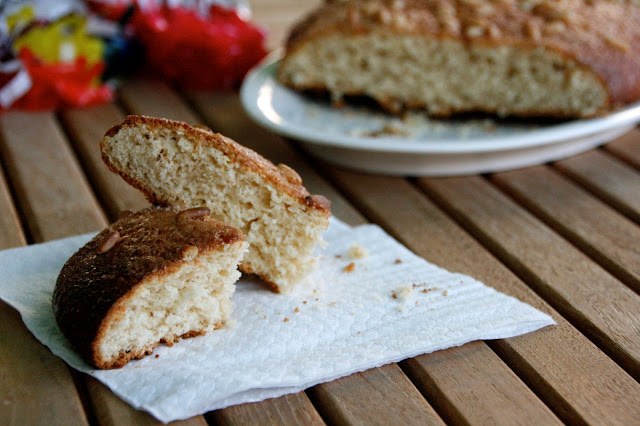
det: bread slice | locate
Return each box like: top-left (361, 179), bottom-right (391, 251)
top-left (278, 0), bottom-right (640, 118)
top-left (100, 115), bottom-right (331, 293)
top-left (53, 207), bottom-right (246, 369)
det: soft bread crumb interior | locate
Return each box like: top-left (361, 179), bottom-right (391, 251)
top-left (97, 242), bottom-right (244, 366)
top-left (279, 34), bottom-right (608, 117)
top-left (102, 127), bottom-right (327, 292)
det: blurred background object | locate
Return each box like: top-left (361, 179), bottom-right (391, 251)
top-left (0, 0), bottom-right (266, 111)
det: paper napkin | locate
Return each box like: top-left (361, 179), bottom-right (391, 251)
top-left (0, 217), bottom-right (554, 422)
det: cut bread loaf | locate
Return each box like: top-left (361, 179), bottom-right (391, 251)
top-left (278, 0), bottom-right (640, 118)
top-left (53, 207), bottom-right (246, 369)
top-left (100, 115), bottom-right (331, 293)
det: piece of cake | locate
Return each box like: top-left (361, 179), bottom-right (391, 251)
top-left (100, 115), bottom-right (331, 293)
top-left (277, 0), bottom-right (640, 118)
top-left (53, 207), bottom-right (246, 369)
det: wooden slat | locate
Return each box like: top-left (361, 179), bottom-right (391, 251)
top-left (554, 149), bottom-right (640, 224)
top-left (325, 170), bottom-right (640, 424)
top-left (0, 168), bottom-right (25, 249)
top-left (0, 112), bottom-right (106, 240)
top-left (185, 92), bottom-right (563, 425)
top-left (0, 166), bottom-right (87, 424)
top-left (492, 165), bottom-right (640, 294)
top-left (604, 129), bottom-right (640, 169)
top-left (307, 364), bottom-right (444, 425)
top-left (421, 173), bottom-right (640, 380)
top-left (59, 105), bottom-right (148, 221)
top-left (85, 377), bottom-right (207, 426)
top-left (251, 0), bottom-right (321, 49)
top-left (118, 78), bottom-right (202, 124)
top-left (0, 111), bottom-right (204, 425)
top-left (209, 393), bottom-right (325, 425)
top-left (402, 341), bottom-right (559, 426)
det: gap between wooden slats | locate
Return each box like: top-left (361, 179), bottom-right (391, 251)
top-left (178, 89), bottom-right (566, 426)
top-left (603, 129), bottom-right (640, 169)
top-left (323, 168), bottom-right (640, 424)
top-left (491, 165), bottom-right (640, 296)
top-left (0, 111), bottom-right (206, 426)
top-left (419, 173), bottom-right (640, 381)
top-left (554, 148), bottom-right (640, 225)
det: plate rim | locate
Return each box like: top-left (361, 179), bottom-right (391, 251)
top-left (240, 51), bottom-right (640, 154)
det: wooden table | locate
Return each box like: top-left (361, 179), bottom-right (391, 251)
top-left (1, 1), bottom-right (640, 424)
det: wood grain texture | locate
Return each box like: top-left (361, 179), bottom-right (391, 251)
top-left (59, 105), bottom-right (148, 220)
top-left (0, 112), bottom-right (106, 241)
top-left (118, 78), bottom-right (202, 124)
top-left (402, 341), bottom-right (560, 426)
top-left (492, 165), bottom-right (640, 295)
top-left (0, 167), bottom-right (87, 425)
top-left (325, 170), bottom-right (640, 424)
top-left (307, 364), bottom-right (444, 425)
top-left (604, 129), bottom-right (640, 169)
top-left (85, 378), bottom-right (207, 426)
top-left (251, 0), bottom-right (321, 49)
top-left (209, 393), bottom-right (325, 426)
top-left (0, 169), bottom-right (25, 249)
top-left (422, 174), bottom-right (640, 380)
top-left (555, 149), bottom-right (640, 224)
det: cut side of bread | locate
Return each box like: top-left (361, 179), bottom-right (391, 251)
top-left (100, 115), bottom-right (331, 293)
top-left (279, 34), bottom-right (608, 117)
top-left (278, 0), bottom-right (640, 118)
top-left (53, 207), bottom-right (246, 369)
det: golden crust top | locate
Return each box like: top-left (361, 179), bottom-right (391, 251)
top-left (101, 115), bottom-right (331, 216)
top-left (283, 0), bottom-right (640, 108)
top-left (52, 207), bottom-right (244, 368)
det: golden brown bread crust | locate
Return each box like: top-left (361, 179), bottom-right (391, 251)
top-left (281, 0), bottom-right (640, 112)
top-left (52, 207), bottom-right (244, 369)
top-left (101, 115), bottom-right (331, 216)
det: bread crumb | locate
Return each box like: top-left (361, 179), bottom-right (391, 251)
top-left (295, 307), bottom-right (300, 313)
top-left (394, 259), bottom-right (403, 264)
top-left (442, 290), bottom-right (448, 296)
top-left (343, 262), bottom-right (356, 272)
top-left (284, 317), bottom-right (290, 322)
top-left (155, 354), bottom-right (159, 358)
top-left (348, 243), bottom-right (369, 259)
top-left (328, 302), bottom-right (337, 306)
top-left (303, 300), bottom-right (308, 304)
top-left (392, 286), bottom-right (413, 302)
top-left (335, 254), bottom-right (342, 259)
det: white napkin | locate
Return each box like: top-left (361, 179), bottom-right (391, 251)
top-left (0, 217), bottom-right (554, 423)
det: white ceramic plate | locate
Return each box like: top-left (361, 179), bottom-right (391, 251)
top-left (240, 52), bottom-right (640, 176)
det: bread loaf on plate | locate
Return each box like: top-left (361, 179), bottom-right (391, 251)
top-left (277, 0), bottom-right (640, 118)
top-left (100, 115), bottom-right (331, 294)
top-left (53, 207), bottom-right (246, 369)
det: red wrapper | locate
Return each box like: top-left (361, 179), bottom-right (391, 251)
top-left (3, 49), bottom-right (113, 111)
top-left (130, 5), bottom-right (267, 90)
